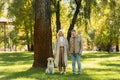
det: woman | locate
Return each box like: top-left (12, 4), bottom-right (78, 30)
top-left (54, 30), bottom-right (68, 74)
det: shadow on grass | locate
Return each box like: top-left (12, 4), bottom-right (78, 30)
top-left (88, 68), bottom-right (120, 73)
top-left (0, 67), bottom-right (44, 80)
top-left (99, 63), bottom-right (120, 73)
top-left (82, 52), bottom-right (120, 61)
top-left (104, 63), bottom-right (120, 67)
top-left (0, 67), bottom-right (94, 80)
top-left (1, 52), bottom-right (119, 80)
top-left (0, 52), bottom-right (33, 66)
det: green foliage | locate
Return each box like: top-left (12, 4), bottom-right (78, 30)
top-left (8, 0), bottom-right (34, 51)
top-left (0, 0), bottom-right (4, 16)
top-left (93, 0), bottom-right (120, 51)
top-left (51, 0), bottom-right (120, 51)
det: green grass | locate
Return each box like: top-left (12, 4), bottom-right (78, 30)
top-left (0, 52), bottom-right (120, 80)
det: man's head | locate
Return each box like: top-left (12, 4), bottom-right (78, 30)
top-left (71, 29), bottom-right (76, 37)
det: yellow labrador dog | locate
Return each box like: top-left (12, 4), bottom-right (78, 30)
top-left (45, 57), bottom-right (54, 74)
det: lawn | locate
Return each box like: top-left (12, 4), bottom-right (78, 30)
top-left (0, 52), bottom-right (120, 80)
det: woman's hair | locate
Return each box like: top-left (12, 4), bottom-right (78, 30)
top-left (57, 30), bottom-right (64, 37)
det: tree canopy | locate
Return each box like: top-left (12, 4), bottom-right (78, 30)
top-left (0, 0), bottom-right (119, 53)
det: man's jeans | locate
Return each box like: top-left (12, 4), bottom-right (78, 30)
top-left (71, 53), bottom-right (81, 73)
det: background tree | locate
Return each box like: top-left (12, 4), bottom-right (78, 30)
top-left (51, 0), bottom-right (61, 33)
top-left (0, 0), bottom-right (4, 16)
top-left (33, 0), bottom-right (53, 67)
top-left (67, 0), bottom-right (82, 41)
top-left (93, 0), bottom-right (120, 52)
top-left (8, 0), bottom-right (34, 51)
top-left (112, 0), bottom-right (120, 52)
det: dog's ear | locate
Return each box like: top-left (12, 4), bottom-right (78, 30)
top-left (52, 58), bottom-right (54, 61)
top-left (47, 58), bottom-right (49, 61)
top-left (51, 58), bottom-right (54, 61)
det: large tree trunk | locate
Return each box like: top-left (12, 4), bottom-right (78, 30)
top-left (67, 0), bottom-right (82, 41)
top-left (33, 0), bottom-right (53, 67)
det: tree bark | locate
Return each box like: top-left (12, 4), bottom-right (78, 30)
top-left (33, 0), bottom-right (53, 67)
top-left (51, 0), bottom-right (61, 33)
top-left (84, 0), bottom-right (91, 19)
top-left (30, 22), bottom-right (34, 51)
top-left (84, 0), bottom-right (91, 33)
top-left (25, 29), bottom-right (31, 51)
top-left (67, 0), bottom-right (82, 41)
top-left (56, 1), bottom-right (61, 33)
top-left (27, 44), bottom-right (30, 51)
top-left (4, 24), bottom-right (6, 51)
top-left (31, 44), bottom-right (34, 51)
top-left (116, 36), bottom-right (119, 52)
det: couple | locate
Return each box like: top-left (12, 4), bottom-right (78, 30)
top-left (54, 29), bottom-right (83, 74)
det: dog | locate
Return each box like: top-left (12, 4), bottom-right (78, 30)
top-left (45, 57), bottom-right (54, 74)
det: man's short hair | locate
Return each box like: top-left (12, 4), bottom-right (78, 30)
top-left (71, 29), bottom-right (76, 32)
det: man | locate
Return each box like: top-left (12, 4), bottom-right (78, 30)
top-left (69, 29), bottom-right (83, 74)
